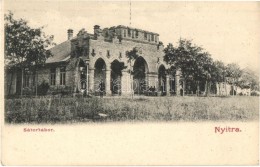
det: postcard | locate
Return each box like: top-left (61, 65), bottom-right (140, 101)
top-left (1, 1), bottom-right (259, 165)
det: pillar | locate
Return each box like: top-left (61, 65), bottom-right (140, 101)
top-left (216, 83), bottom-right (219, 95)
top-left (86, 64), bottom-right (89, 95)
top-left (175, 70), bottom-right (180, 96)
top-left (147, 72), bottom-right (158, 96)
top-left (105, 69), bottom-right (111, 96)
top-left (147, 73), bottom-right (157, 88)
top-left (121, 70), bottom-right (132, 96)
top-left (74, 66), bottom-right (80, 92)
top-left (56, 67), bottom-right (60, 86)
top-left (88, 68), bottom-right (95, 94)
top-left (166, 75), bottom-right (170, 96)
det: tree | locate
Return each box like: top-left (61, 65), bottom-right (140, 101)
top-left (226, 63), bottom-right (242, 83)
top-left (238, 68), bottom-right (259, 91)
top-left (4, 11), bottom-right (55, 96)
top-left (211, 60), bottom-right (226, 83)
top-left (164, 39), bottom-right (217, 96)
top-left (164, 39), bottom-right (208, 96)
top-left (225, 63), bottom-right (242, 95)
top-left (195, 52), bottom-right (213, 96)
top-left (110, 60), bottom-right (127, 94)
top-left (111, 61), bottom-right (126, 77)
top-left (210, 60), bottom-right (226, 95)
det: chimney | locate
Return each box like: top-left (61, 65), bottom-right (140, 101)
top-left (94, 25), bottom-right (101, 36)
top-left (67, 29), bottom-right (73, 40)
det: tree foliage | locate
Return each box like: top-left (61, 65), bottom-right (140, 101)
top-left (238, 68), bottom-right (259, 90)
top-left (4, 11), bottom-right (55, 70)
top-left (164, 39), bottom-right (213, 82)
top-left (225, 63), bottom-right (242, 84)
top-left (164, 38), bottom-right (259, 95)
top-left (111, 60), bottom-right (126, 76)
top-left (126, 47), bottom-right (139, 63)
top-left (211, 60), bottom-right (226, 82)
top-left (5, 11), bottom-right (55, 96)
top-left (164, 39), bottom-right (215, 95)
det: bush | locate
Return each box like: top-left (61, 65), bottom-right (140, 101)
top-left (37, 81), bottom-right (50, 96)
top-left (22, 87), bottom-right (34, 95)
top-left (251, 91), bottom-right (259, 96)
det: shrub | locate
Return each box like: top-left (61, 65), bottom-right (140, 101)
top-left (37, 81), bottom-right (50, 96)
top-left (22, 87), bottom-right (34, 96)
top-left (251, 91), bottom-right (259, 96)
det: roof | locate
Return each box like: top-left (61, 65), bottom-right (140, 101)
top-left (46, 39), bottom-right (72, 64)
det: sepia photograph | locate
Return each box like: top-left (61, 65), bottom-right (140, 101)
top-left (1, 0), bottom-right (259, 165)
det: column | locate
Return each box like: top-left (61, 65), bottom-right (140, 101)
top-left (175, 70), bottom-right (180, 96)
top-left (56, 67), bottom-right (60, 86)
top-left (121, 70), bottom-right (132, 96)
top-left (166, 75), bottom-right (170, 96)
top-left (86, 64), bottom-right (89, 95)
top-left (88, 68), bottom-right (95, 94)
top-left (74, 66), bottom-right (80, 92)
top-left (147, 73), bottom-right (157, 88)
top-left (105, 70), bottom-right (111, 96)
top-left (147, 72), bottom-right (158, 96)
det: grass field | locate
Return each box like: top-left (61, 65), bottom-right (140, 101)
top-left (5, 96), bottom-right (259, 123)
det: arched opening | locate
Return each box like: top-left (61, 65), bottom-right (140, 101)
top-left (180, 88), bottom-right (184, 96)
top-left (133, 56), bottom-right (148, 95)
top-left (94, 58), bottom-right (106, 95)
top-left (158, 65), bottom-right (166, 96)
top-left (111, 60), bottom-right (124, 95)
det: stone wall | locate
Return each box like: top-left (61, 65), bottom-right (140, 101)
top-left (88, 35), bottom-right (165, 72)
top-left (85, 33), bottom-right (169, 95)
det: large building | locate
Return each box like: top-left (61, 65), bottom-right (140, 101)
top-left (5, 25), bottom-right (181, 96)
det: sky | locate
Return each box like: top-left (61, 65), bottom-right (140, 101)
top-left (4, 0), bottom-right (260, 72)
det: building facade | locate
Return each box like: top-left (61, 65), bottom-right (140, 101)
top-left (5, 25), bottom-right (181, 96)
top-left (216, 82), bottom-right (251, 96)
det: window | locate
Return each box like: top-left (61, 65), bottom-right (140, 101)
top-left (50, 68), bottom-right (56, 85)
top-left (124, 29), bottom-right (126, 37)
top-left (60, 67), bottom-right (66, 85)
top-left (151, 34), bottom-right (154, 41)
top-left (91, 48), bottom-right (96, 56)
top-left (132, 30), bottom-right (135, 38)
top-left (107, 50), bottom-right (111, 58)
top-left (128, 28), bottom-right (131, 37)
top-left (155, 35), bottom-right (157, 42)
top-left (144, 32), bottom-right (147, 40)
top-left (135, 30), bottom-right (138, 38)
